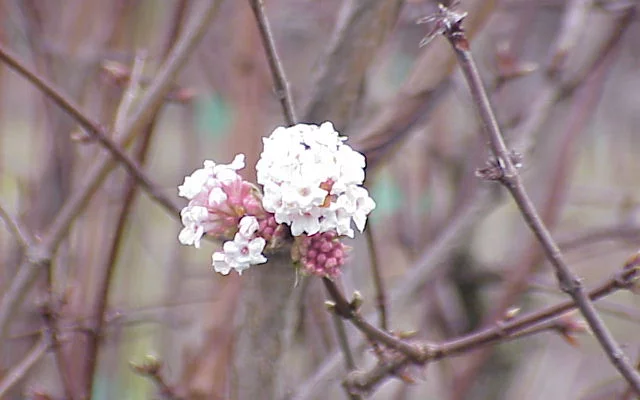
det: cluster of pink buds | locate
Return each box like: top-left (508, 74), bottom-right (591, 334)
top-left (292, 231), bottom-right (347, 278)
top-left (177, 123), bottom-right (375, 278)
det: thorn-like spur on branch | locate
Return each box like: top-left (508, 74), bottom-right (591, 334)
top-left (421, 3), bottom-right (640, 395)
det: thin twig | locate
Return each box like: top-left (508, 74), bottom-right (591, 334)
top-left (323, 281), bottom-right (358, 373)
top-left (247, 0), bottom-right (296, 125)
top-left (439, 6), bottom-right (640, 394)
top-left (529, 281), bottom-right (640, 324)
top-left (131, 356), bottom-right (182, 400)
top-left (0, 335), bottom-right (50, 398)
top-left (351, 0), bottom-right (497, 169)
top-left (0, 200), bottom-right (34, 249)
top-left (558, 223), bottom-right (640, 251)
top-left (365, 227), bottom-right (388, 331)
top-left (329, 313), bottom-right (362, 400)
top-left (0, 43), bottom-right (179, 216)
top-left (322, 278), bottom-right (423, 361)
top-left (343, 265), bottom-right (640, 394)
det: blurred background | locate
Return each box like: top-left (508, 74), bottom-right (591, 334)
top-left (0, 0), bottom-right (639, 399)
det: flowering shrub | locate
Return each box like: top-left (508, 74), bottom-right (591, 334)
top-left (178, 122), bottom-right (375, 277)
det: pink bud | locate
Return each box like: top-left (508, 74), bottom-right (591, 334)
top-left (325, 258), bottom-right (338, 268)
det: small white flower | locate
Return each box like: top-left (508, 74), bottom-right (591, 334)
top-left (237, 215), bottom-right (260, 239)
top-left (179, 155), bottom-right (246, 200)
top-left (212, 233), bottom-right (267, 275)
top-left (178, 168), bottom-right (213, 200)
top-left (178, 206), bottom-right (209, 247)
top-left (289, 209), bottom-right (323, 236)
top-left (208, 187), bottom-right (227, 207)
top-left (212, 251), bottom-right (232, 275)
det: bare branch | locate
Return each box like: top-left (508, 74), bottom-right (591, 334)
top-left (366, 227), bottom-right (388, 331)
top-left (247, 0), bottom-right (297, 125)
top-left (439, 4), bottom-right (640, 394)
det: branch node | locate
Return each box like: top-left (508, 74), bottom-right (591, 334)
top-left (559, 275), bottom-right (583, 295)
top-left (417, 2), bottom-right (467, 48)
top-left (350, 291), bottom-right (363, 312)
top-left (26, 246), bottom-right (52, 267)
top-left (324, 300), bottom-right (337, 312)
top-left (476, 151), bottom-right (523, 181)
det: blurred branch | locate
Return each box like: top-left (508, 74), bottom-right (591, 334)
top-left (439, 4), bottom-right (640, 394)
top-left (101, 61), bottom-right (197, 104)
top-left (0, 200), bottom-right (34, 249)
top-left (131, 356), bottom-right (183, 400)
top-left (558, 223), bottom-right (640, 251)
top-left (547, 0), bottom-right (593, 75)
top-left (0, 0), bottom-right (221, 353)
top-left (0, 43), bottom-right (180, 216)
top-left (82, 51), bottom-right (147, 400)
top-left (352, 0), bottom-right (497, 169)
top-left (0, 335), bottom-right (50, 398)
top-left (329, 315), bottom-right (361, 400)
top-left (303, 0), bottom-right (404, 129)
top-left (366, 227), bottom-right (388, 331)
top-left (247, 0), bottom-right (296, 125)
top-left (39, 299), bottom-right (75, 400)
top-left (529, 281), bottom-right (640, 324)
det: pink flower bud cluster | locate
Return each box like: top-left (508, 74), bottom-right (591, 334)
top-left (293, 231), bottom-right (347, 278)
top-left (178, 155), bottom-right (264, 246)
top-left (178, 155), bottom-right (270, 275)
top-left (258, 214), bottom-right (286, 243)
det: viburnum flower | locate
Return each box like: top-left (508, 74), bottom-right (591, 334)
top-left (178, 121), bottom-right (375, 279)
top-left (212, 216), bottom-right (268, 275)
top-left (177, 156), bottom-right (271, 275)
top-left (256, 122), bottom-right (375, 238)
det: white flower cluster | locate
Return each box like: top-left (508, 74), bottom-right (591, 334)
top-left (212, 216), bottom-right (267, 275)
top-left (177, 154), bottom-right (245, 248)
top-left (256, 122), bottom-right (375, 238)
